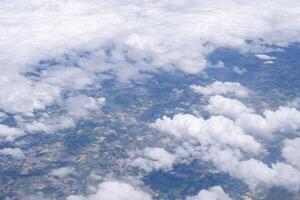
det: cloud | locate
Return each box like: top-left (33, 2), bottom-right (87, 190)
top-left (0, 72), bottom-right (60, 115)
top-left (202, 146), bottom-right (300, 192)
top-left (16, 95), bottom-right (105, 134)
top-left (263, 60), bottom-right (275, 64)
top-left (152, 114), bottom-right (262, 155)
top-left (49, 167), bottom-right (74, 178)
top-left (149, 92), bottom-right (300, 191)
top-left (288, 98), bottom-right (300, 109)
top-left (186, 186), bottom-right (232, 200)
top-left (0, 124), bottom-right (23, 142)
top-left (202, 96), bottom-right (300, 138)
top-left (65, 95), bottom-right (105, 119)
top-left (236, 106), bottom-right (300, 138)
top-left (233, 66), bottom-right (247, 74)
top-left (206, 95), bottom-right (254, 119)
top-left (190, 81), bottom-right (249, 97)
top-left (3, 0), bottom-right (300, 75)
top-left (263, 107), bottom-right (300, 133)
top-left (0, 0), bottom-right (300, 110)
top-left (255, 54), bottom-right (276, 64)
top-left (67, 181), bottom-right (152, 200)
top-left (255, 54), bottom-right (276, 60)
top-left (271, 162), bottom-right (300, 192)
top-left (131, 147), bottom-right (176, 172)
top-left (23, 115), bottom-right (75, 134)
top-left (0, 147), bottom-right (25, 159)
top-left (1, 0), bottom-right (300, 141)
top-left (152, 110), bottom-right (300, 192)
top-left (235, 113), bottom-right (272, 138)
top-left (190, 82), bottom-right (300, 142)
top-left (41, 66), bottom-right (97, 91)
top-left (282, 138), bottom-right (300, 170)
top-left (0, 112), bottom-right (7, 121)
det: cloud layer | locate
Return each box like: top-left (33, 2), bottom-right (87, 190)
top-left (186, 186), bottom-right (232, 200)
top-left (1, 0), bottom-right (300, 116)
top-left (146, 82), bottom-right (300, 192)
top-left (67, 181), bottom-right (152, 200)
top-left (1, 1), bottom-right (300, 198)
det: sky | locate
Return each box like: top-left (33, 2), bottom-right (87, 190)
top-left (1, 0), bottom-right (300, 199)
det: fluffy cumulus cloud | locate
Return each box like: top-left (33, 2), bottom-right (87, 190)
top-left (186, 186), bottom-right (232, 200)
top-left (67, 181), bottom-right (152, 200)
top-left (282, 138), bottom-right (300, 170)
top-left (0, 147), bottom-right (25, 160)
top-left (192, 90), bottom-right (300, 139)
top-left (152, 114), bottom-right (262, 155)
top-left (206, 95), bottom-right (254, 119)
top-left (152, 109), bottom-right (300, 192)
top-left (203, 147), bottom-right (300, 192)
top-left (236, 106), bottom-right (300, 138)
top-left (0, 124), bottom-right (23, 142)
top-left (190, 81), bottom-right (250, 97)
top-left (131, 147), bottom-right (176, 172)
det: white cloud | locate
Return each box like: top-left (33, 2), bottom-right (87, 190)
top-left (271, 162), bottom-right (300, 192)
top-left (264, 60), bottom-right (275, 64)
top-left (23, 115), bottom-right (75, 134)
top-left (190, 81), bottom-right (249, 97)
top-left (236, 107), bottom-right (300, 138)
top-left (65, 95), bottom-right (105, 119)
top-left (0, 0), bottom-right (300, 141)
top-left (152, 114), bottom-right (262, 155)
top-left (186, 186), bottom-right (232, 200)
top-left (264, 107), bottom-right (300, 133)
top-left (0, 0), bottom-right (300, 114)
top-left (235, 113), bottom-right (272, 138)
top-left (282, 138), bottom-right (300, 170)
top-left (49, 167), bottom-right (74, 178)
top-left (203, 147), bottom-right (300, 192)
top-left (131, 147), bottom-right (176, 172)
top-left (233, 66), bottom-right (247, 74)
top-left (0, 0), bottom-right (299, 196)
top-left (0, 72), bottom-right (60, 115)
top-left (67, 181), bottom-right (152, 200)
top-left (206, 95), bottom-right (254, 119)
top-left (152, 111), bottom-right (300, 192)
top-left (0, 112), bottom-right (7, 121)
top-left (255, 54), bottom-right (276, 60)
top-left (2, 0), bottom-right (300, 75)
top-left (0, 124), bottom-right (23, 142)
top-left (41, 66), bottom-right (97, 91)
top-left (15, 95), bottom-right (105, 134)
top-left (0, 147), bottom-right (25, 159)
